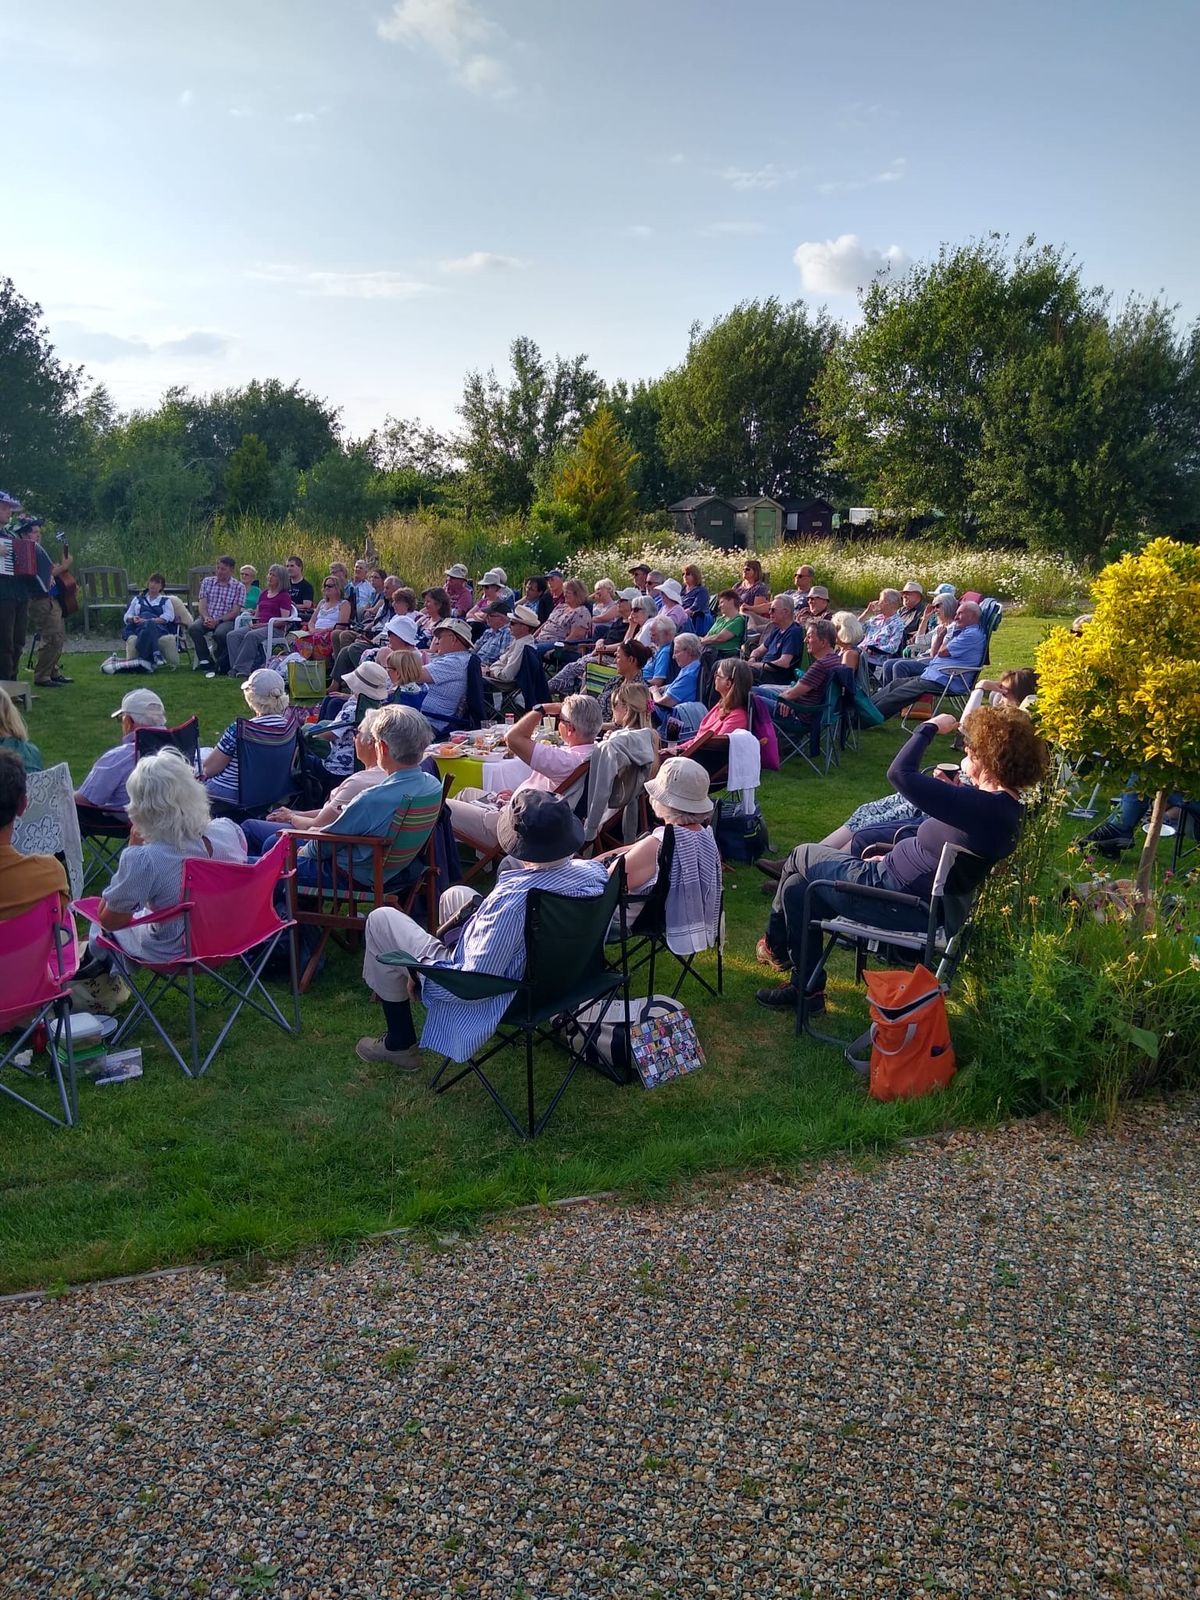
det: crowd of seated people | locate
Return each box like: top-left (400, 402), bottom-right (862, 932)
top-left (0, 540), bottom-right (1066, 1108)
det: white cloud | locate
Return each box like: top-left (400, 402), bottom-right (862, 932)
top-left (178, 88), bottom-right (194, 108)
top-left (56, 323), bottom-right (230, 363)
top-left (229, 107), bottom-right (253, 119)
top-left (699, 220), bottom-right (768, 238)
top-left (286, 107), bottom-right (330, 124)
top-left (792, 234), bottom-right (908, 294)
top-left (626, 224), bottom-right (654, 238)
top-left (818, 156), bottom-right (908, 195)
top-left (249, 264), bottom-right (440, 300)
top-left (720, 162), bottom-right (795, 191)
top-left (439, 250), bottom-right (526, 273)
top-left (666, 152), bottom-right (685, 166)
top-left (378, 0), bottom-right (513, 96)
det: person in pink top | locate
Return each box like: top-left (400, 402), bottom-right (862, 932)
top-left (653, 577), bottom-right (691, 630)
top-left (227, 563), bottom-right (299, 676)
top-left (680, 658), bottom-right (752, 776)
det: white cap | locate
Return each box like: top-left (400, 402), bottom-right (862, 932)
top-left (386, 614), bottom-right (420, 646)
top-left (111, 688), bottom-right (166, 723)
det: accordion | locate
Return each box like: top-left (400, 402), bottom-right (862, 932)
top-left (0, 530), bottom-right (44, 583)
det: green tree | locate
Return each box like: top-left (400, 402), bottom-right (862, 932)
top-left (1035, 538), bottom-right (1200, 908)
top-left (604, 379), bottom-right (692, 510)
top-left (0, 277), bottom-right (86, 512)
top-left (817, 236), bottom-right (1200, 557)
top-left (539, 405), bottom-right (638, 543)
top-left (655, 298), bottom-right (839, 501)
top-left (296, 447), bottom-right (385, 533)
top-left (459, 336), bottom-right (602, 514)
top-left (223, 433), bottom-right (271, 514)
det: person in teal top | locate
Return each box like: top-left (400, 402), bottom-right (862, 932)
top-left (704, 590), bottom-right (748, 657)
top-left (0, 687), bottom-right (42, 771)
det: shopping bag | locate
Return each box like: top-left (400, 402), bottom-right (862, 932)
top-left (287, 658), bottom-right (327, 701)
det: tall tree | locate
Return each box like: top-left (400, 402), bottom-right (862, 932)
top-left (655, 298), bottom-right (839, 501)
top-left (542, 405), bottom-right (639, 543)
top-left (459, 336), bottom-right (602, 514)
top-left (817, 236), bottom-right (1200, 557)
top-left (604, 379), bottom-right (692, 510)
top-left (0, 278), bottom-right (86, 511)
top-left (223, 433), bottom-right (272, 514)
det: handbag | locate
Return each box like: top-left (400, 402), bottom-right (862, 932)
top-left (712, 797), bottom-right (769, 864)
top-left (562, 994), bottom-right (702, 1087)
top-left (844, 964), bottom-right (956, 1101)
top-left (287, 658), bottom-right (327, 701)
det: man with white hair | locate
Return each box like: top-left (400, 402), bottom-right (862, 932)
top-left (74, 687), bottom-right (168, 814)
top-left (448, 693), bottom-right (602, 852)
top-left (358, 788), bottom-right (607, 1070)
top-left (859, 588), bottom-right (907, 664)
top-left (871, 600), bottom-right (987, 719)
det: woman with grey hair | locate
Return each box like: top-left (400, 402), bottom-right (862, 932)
top-left (644, 614), bottom-right (678, 688)
top-left (80, 750), bottom-right (247, 985)
top-left (227, 563), bottom-right (297, 676)
top-left (202, 668), bottom-right (295, 805)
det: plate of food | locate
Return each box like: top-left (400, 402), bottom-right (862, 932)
top-left (434, 743), bottom-right (464, 758)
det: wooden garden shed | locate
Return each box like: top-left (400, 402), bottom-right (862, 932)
top-left (728, 496), bottom-right (783, 550)
top-left (668, 495), bottom-right (739, 545)
top-left (781, 497), bottom-right (835, 540)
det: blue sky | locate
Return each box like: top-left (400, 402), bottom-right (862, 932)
top-left (4, 0), bottom-right (1197, 437)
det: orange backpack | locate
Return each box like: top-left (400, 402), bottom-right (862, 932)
top-left (846, 964), bottom-right (956, 1102)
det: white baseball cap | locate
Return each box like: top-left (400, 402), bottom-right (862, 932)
top-left (111, 688), bottom-right (166, 723)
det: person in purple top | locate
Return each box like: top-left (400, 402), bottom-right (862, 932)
top-left (870, 600), bottom-right (987, 718)
top-left (753, 705), bottom-right (1049, 1011)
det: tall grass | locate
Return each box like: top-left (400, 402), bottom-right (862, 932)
top-left (81, 514), bottom-right (1089, 611)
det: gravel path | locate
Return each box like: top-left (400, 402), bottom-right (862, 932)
top-left (2, 1101), bottom-right (1198, 1599)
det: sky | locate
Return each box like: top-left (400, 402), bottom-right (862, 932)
top-left (4, 0), bottom-right (1198, 439)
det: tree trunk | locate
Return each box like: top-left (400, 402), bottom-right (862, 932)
top-left (1135, 787), bottom-right (1169, 921)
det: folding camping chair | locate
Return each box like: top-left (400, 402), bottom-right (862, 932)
top-left (14, 764), bottom-right (83, 899)
top-left (618, 825), bottom-right (724, 998)
top-left (763, 673), bottom-right (849, 777)
top-left (0, 894), bottom-right (79, 1127)
top-left (284, 774), bottom-right (450, 991)
top-left (794, 841), bottom-right (985, 1045)
top-left (381, 861), bottom-right (630, 1139)
top-left (72, 837), bottom-right (301, 1080)
top-left (496, 647), bottom-right (550, 718)
top-left (136, 715), bottom-right (202, 775)
top-left (900, 599), bottom-right (1003, 725)
top-left (77, 804), bottom-right (132, 894)
top-left (207, 713), bottom-right (302, 821)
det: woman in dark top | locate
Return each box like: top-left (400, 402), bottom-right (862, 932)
top-left (754, 705), bottom-right (1049, 1008)
top-left (681, 564), bottom-right (711, 629)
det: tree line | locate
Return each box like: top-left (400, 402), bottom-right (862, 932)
top-left (3, 235), bottom-right (1197, 563)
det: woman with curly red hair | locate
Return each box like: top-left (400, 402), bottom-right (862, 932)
top-left (755, 704), bottom-right (1050, 1011)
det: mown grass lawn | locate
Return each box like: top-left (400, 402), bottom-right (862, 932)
top-left (1, 615), bottom-right (1060, 1292)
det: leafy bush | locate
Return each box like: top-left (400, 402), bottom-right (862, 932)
top-left (958, 787), bottom-right (1200, 1118)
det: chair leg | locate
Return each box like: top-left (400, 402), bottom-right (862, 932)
top-left (525, 1030), bottom-right (536, 1140)
top-left (298, 928), bottom-right (331, 992)
top-left (186, 968), bottom-right (201, 1079)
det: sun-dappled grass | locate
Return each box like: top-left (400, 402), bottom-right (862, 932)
top-left (1, 616), bottom-right (1061, 1293)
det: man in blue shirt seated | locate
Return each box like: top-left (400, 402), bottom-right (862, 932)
top-left (419, 619), bottom-right (473, 731)
top-left (75, 688), bottom-right (168, 815)
top-left (293, 703), bottom-right (443, 888)
top-left (748, 595), bottom-right (805, 685)
top-left (357, 788), bottom-right (609, 1070)
top-left (870, 601), bottom-right (987, 720)
top-left (472, 601), bottom-right (514, 668)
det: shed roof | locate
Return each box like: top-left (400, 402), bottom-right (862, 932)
top-left (668, 495), bottom-right (734, 512)
top-left (727, 495), bottom-right (783, 511)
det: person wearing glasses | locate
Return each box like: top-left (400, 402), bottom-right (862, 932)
top-left (446, 693), bottom-right (602, 853)
top-left (289, 576), bottom-right (352, 664)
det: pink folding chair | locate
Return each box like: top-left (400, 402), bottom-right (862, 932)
top-left (72, 837), bottom-right (301, 1080)
top-left (0, 893), bottom-right (79, 1127)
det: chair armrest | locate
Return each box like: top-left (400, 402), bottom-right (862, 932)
top-left (378, 952), bottom-right (519, 1001)
top-left (802, 877), bottom-right (928, 917)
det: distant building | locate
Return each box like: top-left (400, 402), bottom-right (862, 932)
top-left (668, 495), bottom-right (739, 545)
top-left (727, 496), bottom-right (783, 550)
top-left (780, 497), bottom-right (835, 540)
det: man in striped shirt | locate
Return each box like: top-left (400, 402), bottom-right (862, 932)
top-left (188, 555), bottom-right (247, 676)
top-left (358, 789), bottom-right (608, 1070)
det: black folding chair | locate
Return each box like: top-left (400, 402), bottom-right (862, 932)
top-left (381, 862), bottom-right (630, 1139)
top-left (135, 716), bottom-right (202, 776)
top-left (618, 826), bottom-right (724, 998)
top-left (795, 842), bottom-right (985, 1045)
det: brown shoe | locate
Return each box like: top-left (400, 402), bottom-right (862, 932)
top-left (755, 857), bottom-right (785, 881)
top-left (355, 1037), bottom-right (424, 1072)
top-left (756, 937), bottom-right (789, 971)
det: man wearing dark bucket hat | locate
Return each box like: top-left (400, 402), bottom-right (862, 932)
top-left (357, 789), bottom-right (608, 1070)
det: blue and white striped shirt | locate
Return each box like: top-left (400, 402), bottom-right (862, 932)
top-left (420, 859), bottom-right (609, 1061)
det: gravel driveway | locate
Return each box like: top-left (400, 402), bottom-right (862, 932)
top-left (2, 1100), bottom-right (1197, 1599)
